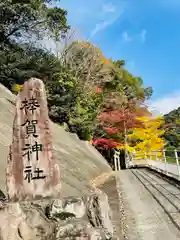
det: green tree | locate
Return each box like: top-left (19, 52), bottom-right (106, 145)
top-left (163, 107), bottom-right (180, 149)
top-left (0, 0), bottom-right (69, 88)
top-left (46, 66), bottom-right (104, 140)
top-left (64, 41), bottom-right (113, 87)
top-left (0, 43), bottom-right (61, 88)
top-left (0, 0), bottom-right (69, 47)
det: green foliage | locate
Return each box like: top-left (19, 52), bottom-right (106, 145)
top-left (0, 0), bottom-right (69, 46)
top-left (113, 60), bottom-right (125, 68)
top-left (0, 0), bottom-right (69, 88)
top-left (163, 107), bottom-right (180, 149)
top-left (112, 65), bottom-right (153, 101)
top-left (46, 67), bottom-right (78, 123)
top-left (46, 65), bottom-right (104, 140)
top-left (101, 60), bottom-right (153, 109)
top-left (0, 43), bottom-right (61, 88)
top-left (64, 41), bottom-right (113, 87)
top-left (0, 1), bottom-right (153, 144)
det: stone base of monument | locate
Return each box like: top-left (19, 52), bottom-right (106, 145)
top-left (0, 191), bottom-right (119, 240)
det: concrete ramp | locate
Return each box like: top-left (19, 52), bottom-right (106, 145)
top-left (117, 168), bottom-right (180, 239)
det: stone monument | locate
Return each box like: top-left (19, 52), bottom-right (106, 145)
top-left (6, 78), bottom-right (61, 201)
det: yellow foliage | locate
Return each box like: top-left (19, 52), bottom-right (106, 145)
top-left (11, 84), bottom-right (23, 94)
top-left (103, 58), bottom-right (109, 64)
top-left (128, 116), bottom-right (165, 157)
top-left (117, 144), bottom-right (134, 152)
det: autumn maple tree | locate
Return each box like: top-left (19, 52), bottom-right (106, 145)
top-left (100, 108), bottom-right (143, 132)
top-left (100, 100), bottom-right (146, 131)
top-left (92, 138), bottom-right (121, 149)
top-left (92, 100), bottom-right (147, 151)
top-left (128, 116), bottom-right (166, 159)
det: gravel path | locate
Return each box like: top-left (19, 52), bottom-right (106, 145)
top-left (117, 169), bottom-right (180, 240)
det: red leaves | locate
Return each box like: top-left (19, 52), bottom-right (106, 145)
top-left (95, 87), bottom-right (102, 94)
top-left (99, 108), bottom-right (144, 130)
top-left (92, 138), bottom-right (119, 149)
top-left (104, 127), bottom-right (120, 134)
top-left (100, 110), bottom-right (124, 123)
top-left (93, 100), bottom-right (148, 150)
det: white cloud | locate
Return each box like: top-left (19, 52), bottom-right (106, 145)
top-left (122, 31), bottom-right (133, 42)
top-left (140, 29), bottom-right (147, 43)
top-left (102, 3), bottom-right (116, 13)
top-left (122, 29), bottom-right (147, 43)
top-left (90, 20), bottom-right (112, 38)
top-left (57, 1), bottom-right (127, 40)
top-left (149, 91), bottom-right (180, 115)
top-left (90, 6), bottom-right (124, 38)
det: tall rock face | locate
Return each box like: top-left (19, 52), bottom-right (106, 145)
top-left (0, 83), bottom-right (111, 197)
top-left (0, 82), bottom-right (121, 239)
top-left (6, 78), bottom-right (61, 201)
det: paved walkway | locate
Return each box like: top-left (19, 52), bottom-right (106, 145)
top-left (117, 169), bottom-right (180, 240)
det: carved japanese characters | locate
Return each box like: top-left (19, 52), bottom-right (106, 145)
top-left (6, 78), bottom-right (61, 201)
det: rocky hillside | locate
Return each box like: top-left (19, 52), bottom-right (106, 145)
top-left (0, 83), bottom-right (111, 196)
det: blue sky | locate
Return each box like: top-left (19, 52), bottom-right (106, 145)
top-left (55, 0), bottom-right (180, 114)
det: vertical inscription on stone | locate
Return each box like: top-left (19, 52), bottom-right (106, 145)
top-left (20, 97), bottom-right (40, 115)
top-left (6, 78), bottom-right (61, 201)
top-left (20, 96), bottom-right (45, 181)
